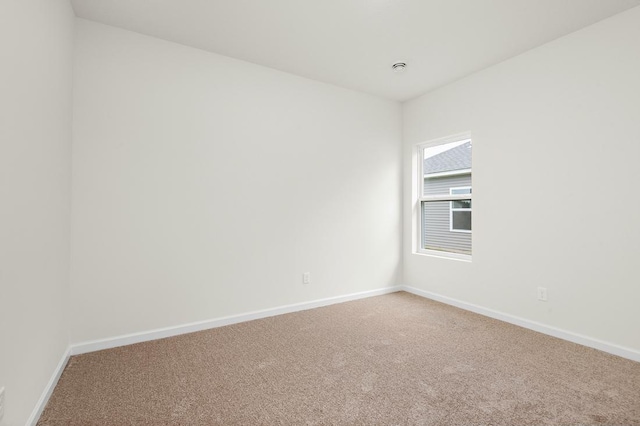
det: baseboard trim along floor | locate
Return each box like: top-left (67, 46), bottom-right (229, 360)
top-left (27, 287), bottom-right (399, 424)
top-left (33, 284), bottom-right (639, 424)
top-left (400, 285), bottom-right (640, 363)
top-left (27, 347), bottom-right (70, 426)
top-left (69, 284), bottom-right (640, 361)
top-left (70, 286), bottom-right (401, 356)
top-left (36, 291), bottom-right (640, 424)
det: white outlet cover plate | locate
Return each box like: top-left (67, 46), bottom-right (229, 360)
top-left (537, 287), bottom-right (548, 301)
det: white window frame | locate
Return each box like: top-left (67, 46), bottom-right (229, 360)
top-left (416, 133), bottom-right (472, 262)
top-left (449, 187), bottom-right (472, 234)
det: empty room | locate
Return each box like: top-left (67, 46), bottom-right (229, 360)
top-left (2, 0), bottom-right (640, 425)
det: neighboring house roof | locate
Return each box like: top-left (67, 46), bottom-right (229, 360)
top-left (424, 141), bottom-right (471, 175)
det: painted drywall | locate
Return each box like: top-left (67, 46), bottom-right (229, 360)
top-left (0, 1), bottom-right (74, 424)
top-left (403, 6), bottom-right (640, 352)
top-left (70, 20), bottom-right (401, 343)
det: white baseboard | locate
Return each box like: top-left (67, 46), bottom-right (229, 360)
top-left (70, 286), bottom-right (401, 356)
top-left (26, 347), bottom-right (71, 426)
top-left (28, 285), bottom-right (637, 425)
top-left (400, 285), bottom-right (640, 363)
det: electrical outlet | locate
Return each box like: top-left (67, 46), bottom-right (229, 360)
top-left (303, 272), bottom-right (311, 285)
top-left (0, 386), bottom-right (5, 421)
top-left (537, 287), bottom-right (548, 301)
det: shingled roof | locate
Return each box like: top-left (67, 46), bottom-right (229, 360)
top-left (424, 141), bottom-right (471, 175)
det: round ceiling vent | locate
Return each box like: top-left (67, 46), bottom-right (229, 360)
top-left (392, 62), bottom-right (407, 73)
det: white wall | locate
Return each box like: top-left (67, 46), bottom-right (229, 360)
top-left (70, 20), bottom-right (401, 343)
top-left (0, 1), bottom-right (74, 425)
top-left (403, 7), bottom-right (640, 352)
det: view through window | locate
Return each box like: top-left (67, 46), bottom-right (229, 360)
top-left (419, 137), bottom-right (472, 257)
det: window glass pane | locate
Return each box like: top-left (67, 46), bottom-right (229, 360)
top-left (451, 188), bottom-right (471, 195)
top-left (452, 199), bottom-right (471, 209)
top-left (423, 140), bottom-right (472, 196)
top-left (452, 211), bottom-right (472, 231)
top-left (422, 201), bottom-right (471, 255)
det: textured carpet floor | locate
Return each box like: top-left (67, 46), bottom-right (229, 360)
top-left (39, 292), bottom-right (640, 425)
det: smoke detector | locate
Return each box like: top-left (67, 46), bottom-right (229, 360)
top-left (392, 62), bottom-right (407, 73)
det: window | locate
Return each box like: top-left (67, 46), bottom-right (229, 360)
top-left (450, 187), bottom-right (472, 233)
top-left (417, 134), bottom-right (472, 260)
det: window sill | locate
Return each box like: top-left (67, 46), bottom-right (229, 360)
top-left (414, 249), bottom-right (472, 263)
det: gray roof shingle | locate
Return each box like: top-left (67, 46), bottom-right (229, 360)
top-left (424, 141), bottom-right (471, 175)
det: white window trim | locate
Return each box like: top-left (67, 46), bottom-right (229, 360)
top-left (424, 168), bottom-right (471, 179)
top-left (449, 186), bottom-right (472, 234)
top-left (416, 132), bottom-right (472, 262)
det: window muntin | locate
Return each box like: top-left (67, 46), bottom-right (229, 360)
top-left (418, 135), bottom-right (472, 259)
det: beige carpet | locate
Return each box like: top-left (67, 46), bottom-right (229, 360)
top-left (38, 292), bottom-right (640, 425)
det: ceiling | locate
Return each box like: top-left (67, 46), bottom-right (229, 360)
top-left (70, 0), bottom-right (640, 101)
